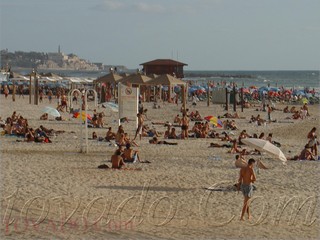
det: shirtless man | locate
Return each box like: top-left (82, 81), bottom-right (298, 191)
top-left (181, 113), bottom-right (189, 139)
top-left (238, 158), bottom-right (256, 220)
top-left (111, 150), bottom-right (125, 169)
top-left (122, 143), bottom-right (140, 163)
top-left (105, 127), bottom-right (116, 141)
top-left (133, 113), bottom-right (144, 140)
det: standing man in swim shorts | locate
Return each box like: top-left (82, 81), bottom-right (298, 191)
top-left (238, 158), bottom-right (256, 221)
top-left (181, 112), bottom-right (189, 139)
top-left (133, 113), bottom-right (144, 141)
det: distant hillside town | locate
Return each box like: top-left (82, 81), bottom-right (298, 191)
top-left (0, 47), bottom-right (127, 72)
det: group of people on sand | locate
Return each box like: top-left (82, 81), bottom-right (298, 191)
top-left (110, 143), bottom-right (142, 169)
top-left (0, 111), bottom-right (60, 143)
top-left (289, 127), bottom-right (318, 161)
top-left (283, 103), bottom-right (310, 120)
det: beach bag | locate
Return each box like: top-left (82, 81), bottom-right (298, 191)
top-left (98, 164), bottom-right (109, 169)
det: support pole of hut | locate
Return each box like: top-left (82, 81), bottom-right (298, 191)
top-left (34, 74), bottom-right (39, 105)
top-left (225, 88), bottom-right (229, 111)
top-left (182, 84), bottom-right (186, 112)
top-left (29, 73), bottom-right (32, 104)
top-left (12, 80), bottom-right (16, 102)
top-left (207, 82), bottom-right (210, 107)
top-left (233, 85), bottom-right (236, 112)
top-left (241, 87), bottom-right (244, 112)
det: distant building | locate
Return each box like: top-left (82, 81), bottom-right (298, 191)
top-left (140, 59), bottom-right (187, 78)
top-left (47, 52), bottom-right (64, 67)
top-left (93, 62), bottom-right (103, 70)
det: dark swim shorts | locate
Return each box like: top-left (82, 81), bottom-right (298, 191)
top-left (241, 184), bottom-right (253, 198)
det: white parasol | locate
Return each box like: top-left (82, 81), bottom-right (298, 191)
top-left (242, 138), bottom-right (287, 164)
top-left (42, 106), bottom-right (61, 117)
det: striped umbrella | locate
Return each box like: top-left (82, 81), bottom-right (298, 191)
top-left (204, 116), bottom-right (223, 128)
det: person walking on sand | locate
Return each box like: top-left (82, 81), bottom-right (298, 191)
top-left (181, 112), bottom-right (189, 139)
top-left (133, 112), bottom-right (144, 140)
top-left (238, 158), bottom-right (256, 221)
top-left (267, 104), bottom-right (272, 122)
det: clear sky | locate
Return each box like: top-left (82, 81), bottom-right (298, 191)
top-left (1, 0), bottom-right (320, 70)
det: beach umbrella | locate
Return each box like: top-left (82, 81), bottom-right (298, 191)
top-left (73, 111), bottom-right (92, 121)
top-left (43, 107), bottom-right (61, 117)
top-left (301, 98), bottom-right (309, 104)
top-left (242, 138), bottom-right (287, 164)
top-left (102, 102), bottom-right (119, 113)
top-left (204, 116), bottom-right (223, 128)
top-left (118, 73), bottom-right (152, 85)
top-left (94, 72), bottom-right (123, 84)
top-left (147, 74), bottom-right (186, 86)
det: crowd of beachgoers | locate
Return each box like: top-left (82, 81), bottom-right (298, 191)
top-left (1, 87), bottom-right (319, 170)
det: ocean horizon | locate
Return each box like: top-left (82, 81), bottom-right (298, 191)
top-left (6, 68), bottom-right (320, 90)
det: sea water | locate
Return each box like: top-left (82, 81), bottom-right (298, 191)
top-left (183, 70), bottom-right (320, 91)
top-left (10, 69), bottom-right (320, 92)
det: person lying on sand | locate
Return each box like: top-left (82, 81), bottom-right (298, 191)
top-left (223, 112), bottom-right (244, 119)
top-left (40, 113), bottom-right (48, 120)
top-left (142, 125), bottom-right (161, 138)
top-left (149, 137), bottom-right (178, 145)
top-left (209, 142), bottom-right (232, 148)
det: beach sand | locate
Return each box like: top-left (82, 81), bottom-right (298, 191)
top-left (0, 95), bottom-right (319, 240)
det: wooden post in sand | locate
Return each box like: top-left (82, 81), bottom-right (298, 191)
top-left (225, 88), bottom-right (229, 111)
top-left (29, 74), bottom-right (32, 104)
top-left (233, 85), bottom-right (236, 112)
top-left (182, 84), bottom-right (186, 112)
top-left (241, 87), bottom-right (244, 112)
top-left (34, 75), bottom-right (38, 105)
top-left (12, 80), bottom-right (16, 102)
top-left (207, 82), bottom-right (210, 107)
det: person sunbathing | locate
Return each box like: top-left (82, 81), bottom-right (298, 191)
top-left (283, 106), bottom-right (289, 113)
top-left (40, 113), bottom-right (48, 120)
top-left (209, 142), bottom-right (231, 148)
top-left (11, 111), bottom-right (19, 121)
top-left (164, 125), bottom-right (171, 139)
top-left (122, 143), bottom-right (140, 163)
top-left (124, 133), bottom-right (139, 147)
top-left (96, 112), bottom-right (105, 127)
top-left (224, 112), bottom-right (241, 119)
top-left (111, 150), bottom-right (125, 169)
top-left (149, 137), bottom-right (178, 145)
top-left (238, 130), bottom-right (249, 145)
top-left (92, 132), bottom-right (98, 140)
top-left (105, 127), bottom-right (116, 141)
top-left (290, 106), bottom-right (296, 113)
top-left (168, 127), bottom-right (178, 139)
top-left (289, 145), bottom-right (315, 160)
top-left (230, 139), bottom-right (242, 153)
top-left (174, 114), bottom-right (181, 125)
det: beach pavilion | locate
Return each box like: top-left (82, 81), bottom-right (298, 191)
top-left (117, 73), bottom-right (152, 102)
top-left (147, 74), bottom-right (187, 109)
top-left (94, 71), bottom-right (123, 102)
top-left (140, 59), bottom-right (188, 78)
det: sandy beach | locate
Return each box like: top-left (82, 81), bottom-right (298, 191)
top-left (0, 95), bottom-right (319, 240)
